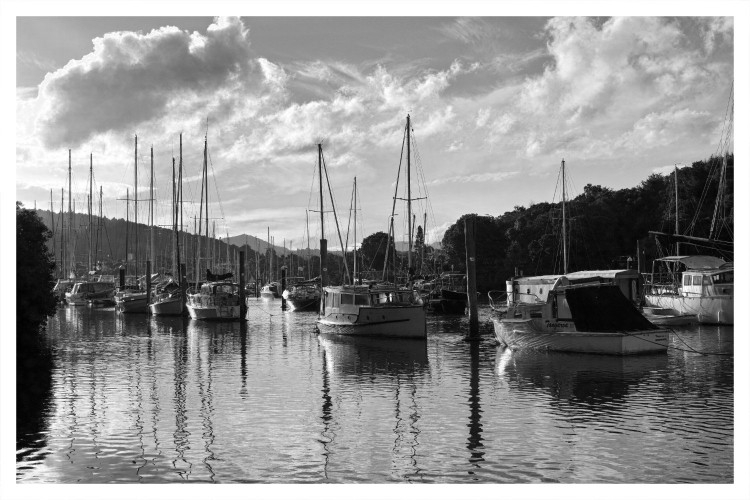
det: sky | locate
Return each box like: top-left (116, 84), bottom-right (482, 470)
top-left (12, 14), bottom-right (737, 252)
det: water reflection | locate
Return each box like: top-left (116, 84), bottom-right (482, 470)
top-left (496, 348), bottom-right (669, 405)
top-left (466, 340), bottom-right (484, 476)
top-left (317, 333), bottom-right (429, 482)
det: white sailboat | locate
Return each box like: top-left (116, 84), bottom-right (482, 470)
top-left (186, 134), bottom-right (241, 320)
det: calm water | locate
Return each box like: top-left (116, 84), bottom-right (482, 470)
top-left (17, 300), bottom-right (734, 483)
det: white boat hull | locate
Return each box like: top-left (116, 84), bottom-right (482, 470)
top-left (149, 297), bottom-right (184, 316)
top-left (644, 294), bottom-right (733, 325)
top-left (186, 304), bottom-right (241, 320)
top-left (318, 305), bottom-right (426, 339)
top-left (493, 318), bottom-right (669, 355)
top-left (116, 295), bottom-right (149, 313)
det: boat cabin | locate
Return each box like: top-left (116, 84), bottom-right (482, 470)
top-left (70, 281), bottom-right (115, 296)
top-left (321, 285), bottom-right (418, 315)
top-left (506, 269), bottom-right (642, 306)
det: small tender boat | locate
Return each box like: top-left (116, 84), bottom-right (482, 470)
top-left (260, 281), bottom-right (281, 299)
top-left (115, 289), bottom-right (149, 313)
top-left (641, 306), bottom-right (696, 326)
top-left (494, 276), bottom-right (668, 355)
top-left (65, 280), bottom-right (115, 306)
top-left (317, 284), bottom-right (426, 339)
top-left (149, 279), bottom-right (185, 316)
top-left (186, 281), bottom-right (241, 320)
top-left (419, 273), bottom-right (468, 314)
top-left (283, 277), bottom-right (321, 311)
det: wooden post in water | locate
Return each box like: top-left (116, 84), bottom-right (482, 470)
top-left (119, 268), bottom-right (125, 288)
top-left (146, 261), bottom-right (152, 314)
top-left (180, 263), bottom-right (187, 315)
top-left (464, 217), bottom-right (479, 338)
top-left (239, 251), bottom-right (246, 319)
top-left (281, 266), bottom-right (288, 311)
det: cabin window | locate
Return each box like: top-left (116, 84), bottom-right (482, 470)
top-left (683, 275), bottom-right (692, 286)
top-left (713, 272), bottom-right (733, 284)
top-left (693, 275), bottom-right (703, 286)
top-left (539, 288), bottom-right (544, 295)
top-left (341, 294), bottom-right (354, 305)
top-left (355, 294), bottom-right (369, 306)
top-left (526, 288), bottom-right (531, 295)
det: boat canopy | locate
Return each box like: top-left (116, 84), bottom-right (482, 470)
top-left (565, 269), bottom-right (639, 280)
top-left (656, 255), bottom-right (726, 270)
top-left (564, 285), bottom-right (657, 333)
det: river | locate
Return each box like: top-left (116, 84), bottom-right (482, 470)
top-left (16, 300), bottom-right (733, 484)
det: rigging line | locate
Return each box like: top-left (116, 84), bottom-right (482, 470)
top-left (206, 147), bottom-right (227, 226)
top-left (321, 150), bottom-right (351, 281)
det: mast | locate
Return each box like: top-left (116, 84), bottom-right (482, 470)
top-left (178, 133), bottom-right (184, 282)
top-left (134, 135), bottom-right (140, 278)
top-left (50, 190), bottom-right (56, 276)
top-left (674, 165), bottom-right (681, 255)
top-left (60, 189), bottom-right (64, 279)
top-left (306, 209), bottom-right (311, 280)
top-left (172, 157), bottom-right (177, 278)
top-left (150, 146), bottom-right (155, 269)
top-left (125, 188), bottom-right (130, 276)
top-left (267, 227), bottom-right (271, 283)
top-left (89, 153), bottom-right (93, 273)
top-left (68, 149), bottom-right (72, 278)
top-left (406, 115), bottom-right (412, 277)
top-left (318, 144), bottom-right (327, 289)
top-left (97, 186), bottom-right (102, 269)
top-left (562, 159), bottom-right (567, 274)
top-left (422, 212), bottom-right (427, 275)
top-left (204, 135), bottom-right (209, 278)
top-left (353, 177), bottom-right (357, 284)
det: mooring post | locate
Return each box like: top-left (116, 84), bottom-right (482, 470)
top-left (146, 261), bottom-right (152, 314)
top-left (180, 263), bottom-right (187, 316)
top-left (119, 268), bottom-right (125, 288)
top-left (464, 217), bottom-right (479, 338)
top-left (281, 265), bottom-right (288, 311)
top-left (239, 251), bottom-right (247, 318)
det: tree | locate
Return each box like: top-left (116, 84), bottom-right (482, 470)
top-left (359, 231), bottom-right (390, 276)
top-left (16, 202), bottom-right (57, 444)
top-left (17, 202), bottom-right (57, 335)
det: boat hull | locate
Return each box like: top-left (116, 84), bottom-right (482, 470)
top-left (318, 305), bottom-right (426, 339)
top-left (286, 297), bottom-right (319, 311)
top-left (149, 297), bottom-right (185, 316)
top-left (186, 304), bottom-right (241, 320)
top-left (493, 318), bottom-right (669, 355)
top-left (644, 294), bottom-right (733, 325)
top-left (116, 295), bottom-right (149, 313)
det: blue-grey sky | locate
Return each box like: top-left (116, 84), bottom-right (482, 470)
top-left (15, 16), bottom-right (735, 250)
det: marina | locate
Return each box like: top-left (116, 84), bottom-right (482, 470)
top-left (11, 14), bottom-right (744, 497)
top-left (16, 302), bottom-right (734, 483)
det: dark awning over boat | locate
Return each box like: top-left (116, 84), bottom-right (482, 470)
top-left (565, 286), bottom-right (657, 332)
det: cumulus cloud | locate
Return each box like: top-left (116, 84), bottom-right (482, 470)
top-left (35, 17), bottom-right (257, 148)
top-left (488, 16), bottom-right (733, 160)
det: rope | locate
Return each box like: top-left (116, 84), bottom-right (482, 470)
top-left (245, 300), bottom-right (281, 317)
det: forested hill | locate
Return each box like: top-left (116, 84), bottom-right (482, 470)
top-left (440, 155), bottom-right (734, 292)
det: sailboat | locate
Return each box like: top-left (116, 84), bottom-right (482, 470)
top-left (643, 160), bottom-right (734, 325)
top-left (116, 137), bottom-right (153, 313)
top-left (151, 135), bottom-right (187, 316)
top-left (493, 159), bottom-right (668, 355)
top-left (317, 117), bottom-right (426, 339)
top-left (186, 134), bottom-right (241, 320)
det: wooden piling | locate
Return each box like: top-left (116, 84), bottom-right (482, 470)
top-left (281, 266), bottom-right (288, 311)
top-left (239, 251), bottom-right (246, 318)
top-left (464, 217), bottom-right (479, 338)
top-left (119, 268), bottom-right (125, 288)
top-left (146, 261), bottom-right (152, 315)
top-left (180, 263), bottom-right (187, 315)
